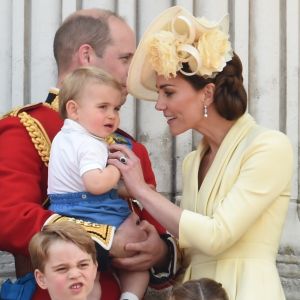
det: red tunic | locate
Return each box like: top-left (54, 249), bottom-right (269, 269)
top-left (0, 98), bottom-right (162, 300)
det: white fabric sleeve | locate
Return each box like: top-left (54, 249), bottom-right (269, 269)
top-left (77, 139), bottom-right (109, 176)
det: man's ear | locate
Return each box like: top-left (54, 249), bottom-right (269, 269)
top-left (34, 269), bottom-right (48, 290)
top-left (77, 44), bottom-right (93, 66)
top-left (66, 100), bottom-right (79, 120)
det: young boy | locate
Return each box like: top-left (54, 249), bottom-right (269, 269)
top-left (29, 222), bottom-right (99, 300)
top-left (47, 66), bottom-right (149, 300)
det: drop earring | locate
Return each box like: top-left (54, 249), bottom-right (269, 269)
top-left (204, 105), bottom-right (208, 118)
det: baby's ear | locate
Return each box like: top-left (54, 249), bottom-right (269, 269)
top-left (66, 99), bottom-right (79, 120)
top-left (34, 269), bottom-right (48, 290)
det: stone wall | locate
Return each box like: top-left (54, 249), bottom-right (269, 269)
top-left (0, 252), bottom-right (15, 284)
top-left (0, 1), bottom-right (300, 299)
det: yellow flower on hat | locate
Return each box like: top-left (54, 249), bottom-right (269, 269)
top-left (146, 14), bottom-right (233, 80)
top-left (147, 31), bottom-right (182, 78)
top-left (197, 28), bottom-right (232, 77)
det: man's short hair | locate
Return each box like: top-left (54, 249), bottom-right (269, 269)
top-left (53, 9), bottom-right (123, 72)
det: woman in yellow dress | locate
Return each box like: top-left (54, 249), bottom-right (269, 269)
top-left (108, 6), bottom-right (293, 300)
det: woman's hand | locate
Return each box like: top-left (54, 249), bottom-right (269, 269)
top-left (111, 220), bottom-right (168, 271)
top-left (109, 144), bottom-right (182, 237)
top-left (108, 144), bottom-right (150, 200)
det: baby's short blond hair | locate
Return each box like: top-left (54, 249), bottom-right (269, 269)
top-left (59, 66), bottom-right (122, 119)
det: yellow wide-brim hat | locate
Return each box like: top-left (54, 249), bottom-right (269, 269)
top-left (127, 6), bottom-right (230, 101)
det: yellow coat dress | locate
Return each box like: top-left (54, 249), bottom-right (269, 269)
top-left (178, 113), bottom-right (293, 300)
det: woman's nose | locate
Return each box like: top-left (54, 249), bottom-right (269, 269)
top-left (155, 97), bottom-right (166, 111)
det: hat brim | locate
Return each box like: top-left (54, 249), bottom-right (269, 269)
top-left (127, 6), bottom-right (194, 101)
top-left (127, 6), bottom-right (229, 101)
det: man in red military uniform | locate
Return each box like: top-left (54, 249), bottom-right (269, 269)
top-left (0, 8), bottom-right (177, 300)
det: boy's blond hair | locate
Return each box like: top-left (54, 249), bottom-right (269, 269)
top-left (59, 66), bottom-right (122, 119)
top-left (28, 221), bottom-right (97, 272)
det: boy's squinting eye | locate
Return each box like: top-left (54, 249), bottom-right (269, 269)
top-left (79, 262), bottom-right (89, 269)
top-left (55, 266), bottom-right (67, 273)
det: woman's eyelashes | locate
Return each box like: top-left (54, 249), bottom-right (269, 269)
top-left (161, 89), bottom-right (174, 98)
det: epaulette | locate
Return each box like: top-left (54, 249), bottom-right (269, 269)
top-left (1, 103), bottom-right (44, 119)
top-left (2, 103), bottom-right (51, 167)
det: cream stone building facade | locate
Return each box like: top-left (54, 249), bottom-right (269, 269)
top-left (0, 1), bottom-right (299, 299)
